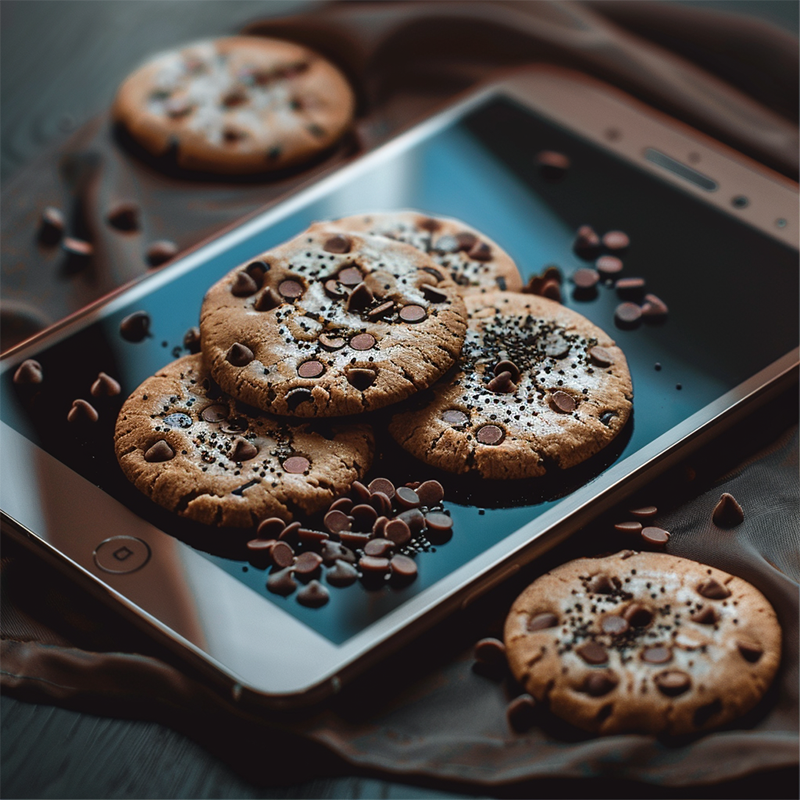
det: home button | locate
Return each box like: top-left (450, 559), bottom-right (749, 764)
top-left (94, 536), bottom-right (151, 574)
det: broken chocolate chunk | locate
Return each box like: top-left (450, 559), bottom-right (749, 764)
top-left (226, 342), bottom-right (254, 366)
top-left (144, 439), bottom-right (174, 462)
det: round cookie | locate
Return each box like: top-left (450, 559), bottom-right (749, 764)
top-left (317, 210), bottom-right (523, 294)
top-left (388, 291), bottom-right (632, 479)
top-left (199, 225), bottom-right (468, 417)
top-left (112, 36), bottom-right (355, 174)
top-left (114, 355), bottom-right (374, 527)
top-left (504, 551), bottom-right (782, 736)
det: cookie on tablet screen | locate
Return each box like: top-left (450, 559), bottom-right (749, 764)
top-left (113, 36), bottom-right (355, 174)
top-left (114, 355), bottom-right (373, 527)
top-left (200, 226), bottom-right (467, 417)
top-left (319, 211), bottom-right (523, 294)
top-left (389, 292), bottom-right (632, 479)
top-left (504, 551), bottom-right (782, 736)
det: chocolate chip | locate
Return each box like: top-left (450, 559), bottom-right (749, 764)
top-left (369, 491), bottom-right (392, 516)
top-left (588, 574), bottom-right (616, 594)
top-left (541, 280), bottom-right (562, 302)
top-left (424, 512), bottom-right (452, 533)
top-left (596, 255), bottom-right (623, 277)
top-left (326, 560), bottom-right (359, 587)
top-left (297, 360), bottom-right (324, 378)
top-left (474, 637), bottom-right (506, 665)
top-left (535, 150), bottom-right (570, 180)
top-left (329, 497), bottom-right (353, 514)
top-left (230, 438), bottom-right (258, 462)
top-left (145, 240), bottom-right (179, 268)
top-left (603, 230), bottom-right (630, 252)
top-left (737, 639), bottom-right (763, 663)
top-left (253, 287), bottom-right (282, 312)
top-left (600, 615), bottom-right (629, 635)
top-left (614, 520), bottom-right (642, 535)
top-left (323, 234), bottom-right (352, 254)
top-left (577, 641), bottom-right (608, 665)
top-left (320, 541), bottom-right (355, 566)
top-left (351, 503), bottom-right (378, 532)
top-left (527, 612), bottom-right (558, 631)
top-left (226, 342), bottom-right (254, 366)
top-left (163, 412), bottom-right (191, 428)
top-left (106, 201), bottom-right (140, 232)
top-left (399, 304), bottom-right (426, 323)
top-left (368, 477), bottom-right (395, 499)
top-left (641, 293), bottom-right (668, 321)
top-left (416, 479), bottom-right (444, 507)
top-left (396, 508), bottom-right (425, 534)
top-left (337, 266), bottom-right (363, 286)
top-left (359, 555), bottom-right (391, 574)
top-left (629, 506), bottom-right (658, 519)
top-left (572, 268), bottom-right (599, 290)
top-left (183, 327), bottom-right (201, 353)
top-left (219, 417), bottom-right (248, 435)
top-left (697, 578), bottom-right (731, 600)
top-left (615, 278), bottom-right (646, 298)
top-left (346, 368), bottom-right (376, 391)
top-left (90, 372), bottom-right (121, 397)
top-left (367, 301), bottom-right (395, 320)
top-left (267, 567), bottom-right (297, 596)
top-left (542, 337), bottom-right (570, 359)
top-left (600, 411), bottom-right (616, 426)
top-left (231, 271), bottom-right (259, 297)
top-left (614, 302), bottom-right (642, 329)
top-left (120, 311), bottom-right (151, 342)
top-left (487, 370), bottom-right (516, 394)
top-left (442, 409), bottom-right (469, 427)
top-left (712, 493), bottom-right (744, 528)
top-left (346, 283), bottom-right (374, 311)
top-left (38, 207), bottom-right (65, 245)
top-left (395, 487), bottom-right (421, 509)
top-left (690, 606), bottom-right (718, 625)
top-left (144, 439), bottom-right (174, 462)
top-left (550, 391), bottom-right (576, 413)
top-left (257, 517), bottom-right (286, 539)
top-left (245, 260), bottom-right (269, 283)
top-left (493, 360), bottom-right (521, 382)
top-left (421, 284), bottom-right (448, 303)
top-left (384, 518), bottom-right (411, 546)
top-left (476, 424), bottom-right (504, 445)
top-left (583, 671), bottom-right (619, 697)
top-left (573, 225), bottom-right (601, 260)
top-left (390, 554), bottom-right (418, 581)
top-left (453, 231), bottom-right (478, 251)
top-left (67, 399), bottom-right (98, 424)
top-left (324, 509), bottom-right (352, 535)
top-left (623, 604), bottom-right (653, 627)
top-left (319, 333), bottom-right (346, 350)
top-left (285, 388), bottom-right (313, 411)
top-left (282, 455), bottom-right (310, 474)
top-left (247, 538), bottom-right (276, 558)
top-left (641, 526), bottom-right (670, 547)
top-left (13, 359), bottom-right (43, 385)
top-left (278, 280), bottom-right (304, 300)
top-left (271, 541), bottom-right (295, 569)
top-left (351, 481), bottom-right (371, 503)
top-left (468, 241), bottom-right (492, 261)
top-left (62, 237), bottom-right (93, 259)
top-left (588, 346), bottom-right (614, 367)
top-left (198, 404), bottom-right (227, 424)
top-left (294, 551), bottom-right (323, 576)
top-left (654, 670), bottom-right (691, 697)
top-left (350, 333), bottom-right (376, 351)
top-left (506, 694), bottom-right (538, 732)
top-left (339, 531), bottom-right (371, 548)
top-left (422, 266), bottom-right (445, 282)
top-left (641, 645), bottom-right (672, 664)
top-left (364, 538), bottom-right (394, 557)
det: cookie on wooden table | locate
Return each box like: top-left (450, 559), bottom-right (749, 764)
top-left (199, 225), bottom-right (467, 417)
top-left (114, 355), bottom-right (373, 527)
top-left (113, 36), bottom-right (355, 174)
top-left (504, 551), bottom-right (782, 736)
top-left (388, 291), bottom-right (632, 479)
top-left (317, 211), bottom-right (523, 294)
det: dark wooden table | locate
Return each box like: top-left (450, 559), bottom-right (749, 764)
top-left (1, 2), bottom-right (797, 798)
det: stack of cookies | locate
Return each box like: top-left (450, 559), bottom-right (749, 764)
top-left (115, 210), bottom-right (633, 526)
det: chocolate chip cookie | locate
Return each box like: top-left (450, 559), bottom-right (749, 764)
top-left (200, 226), bottom-right (468, 417)
top-left (113, 36), bottom-right (355, 174)
top-left (388, 292), bottom-right (632, 479)
top-left (318, 211), bottom-right (523, 294)
top-left (504, 551), bottom-right (782, 736)
top-left (114, 355), bottom-right (374, 527)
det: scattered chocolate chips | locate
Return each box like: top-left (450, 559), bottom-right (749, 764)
top-left (476, 424), bottom-right (504, 445)
top-left (614, 302), bottom-right (642, 329)
top-left (572, 268), bottom-right (600, 291)
top-left (231, 271), bottom-right (259, 297)
top-left (573, 225), bottom-right (601, 260)
top-left (319, 333), bottom-right (346, 350)
top-left (425, 512), bottom-right (453, 533)
top-left (736, 639), bottom-right (763, 663)
top-left (106, 201), bottom-right (140, 232)
top-left (278, 280), bottom-right (304, 299)
top-left (595, 255), bottom-right (623, 278)
top-left (654, 670), bottom-right (691, 697)
top-left (368, 477), bottom-right (395, 499)
top-left (583, 671), bottom-right (619, 697)
top-left (326, 560), bottom-right (359, 587)
top-left (226, 342), bottom-right (254, 366)
top-left (442, 409), bottom-right (469, 427)
top-left (577, 641), bottom-right (608, 665)
top-left (629, 506), bottom-right (658, 520)
top-left (602, 231), bottom-right (629, 252)
top-left (267, 567), bottom-right (297, 596)
top-left (350, 333), bottom-right (376, 351)
top-left (359, 555), bottom-right (391, 575)
top-left (283, 456), bottom-right (310, 474)
top-left (390, 554), bottom-right (418, 581)
top-left (527, 612), bottom-right (558, 631)
top-left (494, 359), bottom-right (521, 382)
top-left (416, 480), bottom-right (444, 507)
top-left (384, 518), bottom-right (411, 546)
top-left (38, 207), bottom-right (65, 246)
top-left (690, 606), bottom-right (718, 625)
top-left (641, 293), bottom-right (668, 321)
top-left (641, 526), bottom-right (670, 548)
top-left (90, 372), bottom-right (121, 397)
top-left (67, 399), bottom-right (98, 424)
top-left (369, 492), bottom-right (392, 516)
top-left (396, 508), bottom-right (425, 534)
top-left (324, 510), bottom-right (352, 535)
top-left (13, 359), bottom-right (43, 385)
top-left (712, 493), bottom-right (744, 528)
top-left (506, 694), bottom-right (538, 733)
top-left (395, 486), bottom-right (421, 509)
top-left (145, 240), bottom-right (179, 268)
top-left (144, 439), bottom-right (174, 462)
top-left (298, 528), bottom-right (329, 546)
top-left (120, 311), bottom-right (151, 343)
top-left (399, 304), bottom-right (427, 323)
top-left (271, 541), bottom-right (295, 569)
top-left (367, 301), bottom-right (395, 320)
top-left (323, 234), bottom-right (352, 254)
top-left (474, 637), bottom-right (507, 665)
top-left (230, 438), bottom-right (258, 462)
top-left (294, 551), bottom-right (323, 576)
top-left (588, 346), bottom-right (614, 367)
top-left (257, 517), bottom-right (286, 539)
top-left (550, 391), bottom-right (576, 413)
top-left (641, 645), bottom-right (672, 664)
top-left (487, 371), bottom-right (516, 394)
top-left (535, 150), bottom-right (570, 180)
top-left (297, 360), bottom-right (324, 378)
top-left (614, 521), bottom-right (642, 535)
top-left (615, 277), bottom-right (645, 298)
top-left (364, 538), bottom-right (394, 557)
top-left (697, 578), bottom-right (731, 600)
top-left (351, 503), bottom-right (378, 531)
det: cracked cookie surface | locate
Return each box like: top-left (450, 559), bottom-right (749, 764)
top-left (200, 226), bottom-right (468, 417)
top-left (388, 292), bottom-right (632, 479)
top-left (114, 355), bottom-right (374, 527)
top-left (504, 551), bottom-right (782, 736)
top-left (113, 36), bottom-right (355, 174)
top-left (316, 210), bottom-right (523, 294)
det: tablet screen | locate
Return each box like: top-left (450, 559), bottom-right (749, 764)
top-left (3, 95), bottom-right (797, 644)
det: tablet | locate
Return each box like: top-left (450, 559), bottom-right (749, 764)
top-left (2, 67), bottom-right (797, 709)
